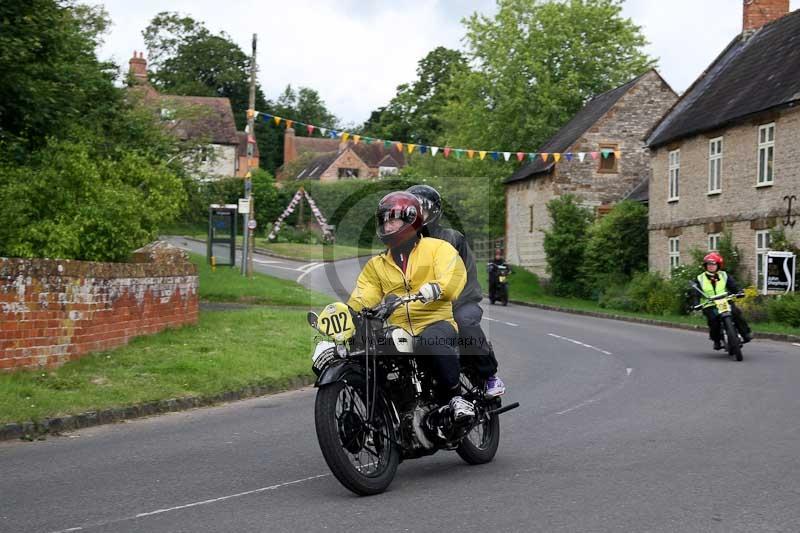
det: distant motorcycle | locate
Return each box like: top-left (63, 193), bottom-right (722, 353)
top-left (488, 263), bottom-right (510, 305)
top-left (691, 287), bottom-right (747, 361)
top-left (307, 294), bottom-right (519, 496)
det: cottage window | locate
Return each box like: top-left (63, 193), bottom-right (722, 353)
top-left (338, 168), bottom-right (359, 178)
top-left (668, 149), bottom-right (680, 202)
top-left (755, 230), bottom-right (772, 291)
top-left (669, 237), bottom-right (680, 270)
top-left (757, 123), bottom-right (775, 186)
top-left (708, 233), bottom-right (721, 252)
top-left (708, 137), bottom-right (723, 194)
top-left (379, 166), bottom-right (398, 177)
top-left (598, 144), bottom-right (618, 173)
top-left (529, 205), bottom-right (534, 233)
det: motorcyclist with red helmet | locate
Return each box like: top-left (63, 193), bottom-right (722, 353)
top-left (691, 252), bottom-right (753, 350)
top-left (347, 191), bottom-right (474, 422)
top-left (407, 184), bottom-right (506, 398)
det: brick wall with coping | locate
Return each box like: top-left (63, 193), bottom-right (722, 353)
top-left (0, 242), bottom-right (198, 371)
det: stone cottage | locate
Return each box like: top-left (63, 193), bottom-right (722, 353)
top-left (646, 0), bottom-right (800, 289)
top-left (504, 70), bottom-right (678, 275)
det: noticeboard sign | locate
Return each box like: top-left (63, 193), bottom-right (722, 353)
top-left (764, 251), bottom-right (796, 294)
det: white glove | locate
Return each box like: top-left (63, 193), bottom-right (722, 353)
top-left (418, 282), bottom-right (442, 304)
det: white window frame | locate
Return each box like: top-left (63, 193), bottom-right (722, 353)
top-left (668, 149), bottom-right (680, 202)
top-left (708, 137), bottom-right (723, 194)
top-left (755, 230), bottom-right (772, 291)
top-left (669, 237), bottom-right (680, 270)
top-left (757, 123), bottom-right (775, 186)
top-left (708, 233), bottom-right (721, 252)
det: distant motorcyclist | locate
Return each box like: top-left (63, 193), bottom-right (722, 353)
top-left (487, 248), bottom-right (510, 303)
top-left (691, 252), bottom-right (753, 350)
top-left (406, 184), bottom-right (505, 398)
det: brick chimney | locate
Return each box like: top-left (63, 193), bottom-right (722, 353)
top-left (129, 51), bottom-right (148, 84)
top-left (743, 0), bottom-right (790, 33)
top-left (284, 127), bottom-right (297, 164)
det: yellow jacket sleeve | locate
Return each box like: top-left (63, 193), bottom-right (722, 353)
top-left (431, 240), bottom-right (467, 302)
top-left (347, 258), bottom-right (384, 311)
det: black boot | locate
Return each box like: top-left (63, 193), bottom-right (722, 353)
top-left (741, 332), bottom-right (753, 344)
top-left (713, 339), bottom-right (723, 351)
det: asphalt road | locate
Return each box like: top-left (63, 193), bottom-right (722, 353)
top-left (3, 242), bottom-right (800, 532)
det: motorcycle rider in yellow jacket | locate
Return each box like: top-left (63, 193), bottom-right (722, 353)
top-left (347, 191), bottom-right (474, 422)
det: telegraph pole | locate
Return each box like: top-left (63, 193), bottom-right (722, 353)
top-left (243, 33), bottom-right (257, 278)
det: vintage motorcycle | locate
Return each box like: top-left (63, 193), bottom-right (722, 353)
top-left (691, 287), bottom-right (747, 361)
top-left (488, 263), bottom-right (510, 305)
top-left (307, 293), bottom-right (518, 495)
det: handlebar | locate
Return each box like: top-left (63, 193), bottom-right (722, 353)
top-left (363, 293), bottom-right (425, 320)
top-left (691, 291), bottom-right (746, 311)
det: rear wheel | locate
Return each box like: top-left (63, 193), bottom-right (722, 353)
top-left (456, 375), bottom-right (500, 465)
top-left (723, 317), bottom-right (743, 361)
top-left (314, 381), bottom-right (399, 495)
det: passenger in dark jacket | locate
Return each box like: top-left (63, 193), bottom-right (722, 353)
top-left (407, 185), bottom-right (505, 398)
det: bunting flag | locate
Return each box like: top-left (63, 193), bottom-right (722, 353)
top-left (267, 188), bottom-right (333, 242)
top-left (256, 111), bottom-right (625, 167)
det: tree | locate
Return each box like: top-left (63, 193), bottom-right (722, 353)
top-left (441, 0), bottom-right (655, 151)
top-left (363, 47), bottom-right (468, 145)
top-left (542, 195), bottom-right (593, 296)
top-left (0, 2), bottom-right (188, 261)
top-left (0, 0), bottom-right (116, 153)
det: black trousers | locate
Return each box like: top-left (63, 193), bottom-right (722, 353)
top-left (454, 303), bottom-right (499, 379)
top-left (703, 303), bottom-right (751, 342)
top-left (416, 320), bottom-right (461, 401)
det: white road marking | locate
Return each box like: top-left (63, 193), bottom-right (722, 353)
top-left (484, 316), bottom-right (518, 327)
top-left (296, 263), bottom-right (325, 283)
top-left (548, 333), bottom-right (613, 355)
top-left (627, 368), bottom-right (633, 376)
top-left (49, 473), bottom-right (330, 533)
top-left (793, 343), bottom-right (800, 348)
top-left (253, 258), bottom-right (283, 265)
top-left (297, 262), bottom-right (321, 273)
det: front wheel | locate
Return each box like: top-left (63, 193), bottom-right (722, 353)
top-left (723, 316), bottom-right (743, 362)
top-left (314, 380), bottom-right (399, 495)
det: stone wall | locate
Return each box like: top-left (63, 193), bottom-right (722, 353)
top-left (0, 242), bottom-right (198, 371)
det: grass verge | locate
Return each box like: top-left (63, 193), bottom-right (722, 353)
top-left (190, 253), bottom-right (331, 307)
top-left (0, 308), bottom-right (318, 425)
top-left (477, 265), bottom-right (799, 337)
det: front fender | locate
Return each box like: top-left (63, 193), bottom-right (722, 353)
top-left (315, 359), bottom-right (365, 388)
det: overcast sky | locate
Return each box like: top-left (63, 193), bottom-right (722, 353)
top-left (92, 0), bottom-right (799, 127)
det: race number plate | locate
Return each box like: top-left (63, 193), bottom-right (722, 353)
top-left (317, 302), bottom-right (356, 343)
top-left (715, 299), bottom-right (731, 314)
top-left (498, 276), bottom-right (507, 283)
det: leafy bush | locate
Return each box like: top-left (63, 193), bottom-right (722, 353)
top-left (582, 200), bottom-right (648, 292)
top-left (543, 195), bottom-right (592, 297)
top-left (599, 271), bottom-right (681, 315)
top-left (0, 137), bottom-right (185, 262)
top-left (737, 287), bottom-right (770, 323)
top-left (767, 294), bottom-right (800, 327)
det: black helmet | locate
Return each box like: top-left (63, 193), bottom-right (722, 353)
top-left (375, 191), bottom-right (422, 247)
top-left (406, 184), bottom-right (442, 227)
